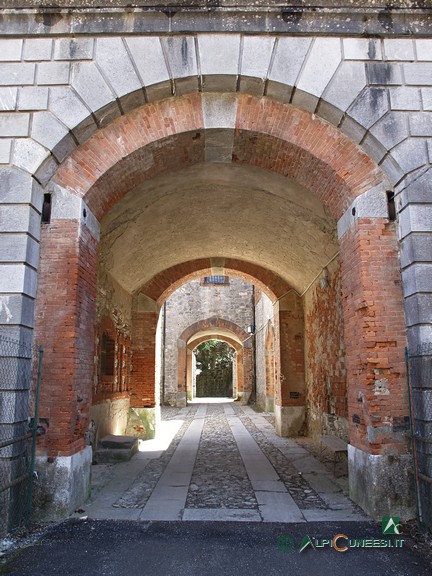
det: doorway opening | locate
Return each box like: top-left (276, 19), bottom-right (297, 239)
top-left (194, 340), bottom-right (236, 399)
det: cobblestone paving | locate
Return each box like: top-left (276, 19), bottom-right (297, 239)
top-left (107, 403), bottom-right (358, 515)
top-left (113, 406), bottom-right (198, 509)
top-left (263, 414), bottom-right (275, 427)
top-left (185, 405), bottom-right (258, 509)
top-left (232, 405), bottom-right (328, 510)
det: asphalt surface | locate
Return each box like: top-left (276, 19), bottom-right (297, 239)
top-left (2, 520), bottom-right (431, 576)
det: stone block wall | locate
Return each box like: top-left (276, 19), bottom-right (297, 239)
top-left (162, 278), bottom-right (254, 404)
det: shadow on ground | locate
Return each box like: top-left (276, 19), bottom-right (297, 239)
top-left (1, 519), bottom-right (431, 576)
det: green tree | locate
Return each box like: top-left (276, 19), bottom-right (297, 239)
top-left (195, 340), bottom-right (234, 371)
top-left (195, 340), bottom-right (235, 397)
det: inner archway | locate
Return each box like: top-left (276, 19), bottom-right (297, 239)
top-left (175, 316), bottom-right (252, 407)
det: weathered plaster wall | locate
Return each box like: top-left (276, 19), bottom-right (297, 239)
top-left (96, 269), bottom-right (132, 336)
top-left (89, 395), bottom-right (130, 448)
top-left (304, 257), bottom-right (348, 440)
top-left (94, 271), bottom-right (132, 396)
top-left (91, 269), bottom-right (133, 443)
top-left (163, 278), bottom-right (254, 404)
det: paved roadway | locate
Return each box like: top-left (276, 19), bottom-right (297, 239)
top-left (2, 401), bottom-right (430, 575)
top-left (3, 519), bottom-right (431, 576)
top-left (78, 402), bottom-right (366, 522)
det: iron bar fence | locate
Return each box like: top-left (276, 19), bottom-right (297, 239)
top-left (0, 334), bottom-right (43, 537)
top-left (406, 342), bottom-right (432, 533)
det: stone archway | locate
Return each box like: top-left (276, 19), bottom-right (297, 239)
top-left (187, 335), bottom-right (241, 401)
top-left (177, 319), bottom-right (251, 406)
top-left (52, 93), bottom-right (386, 221)
top-left (32, 90), bottom-right (409, 520)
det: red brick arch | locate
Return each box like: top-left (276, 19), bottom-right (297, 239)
top-left (141, 258), bottom-right (292, 306)
top-left (53, 93), bottom-right (387, 221)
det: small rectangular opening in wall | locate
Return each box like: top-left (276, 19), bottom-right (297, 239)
top-left (42, 193), bottom-right (52, 224)
top-left (202, 276), bottom-right (229, 285)
top-left (101, 332), bottom-right (115, 377)
top-left (387, 191), bottom-right (396, 221)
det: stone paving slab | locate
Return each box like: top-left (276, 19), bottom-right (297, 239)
top-left (255, 492), bottom-right (306, 523)
top-left (319, 492), bottom-right (367, 515)
top-left (231, 405), bottom-right (329, 511)
top-left (287, 454), bottom-right (330, 475)
top-left (140, 405), bottom-right (206, 520)
top-left (81, 459), bottom-right (153, 515)
top-left (225, 412), bottom-right (281, 482)
top-left (139, 486), bottom-right (188, 521)
top-left (234, 406), bottom-right (365, 518)
top-left (111, 406), bottom-right (198, 510)
top-left (301, 509), bottom-right (368, 522)
top-left (251, 480), bottom-right (286, 492)
top-left (156, 471), bottom-right (192, 487)
top-left (182, 508), bottom-right (262, 522)
top-left (84, 507), bottom-right (141, 521)
top-left (225, 405), bottom-right (310, 522)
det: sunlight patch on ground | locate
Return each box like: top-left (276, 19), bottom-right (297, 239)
top-left (188, 397), bottom-right (235, 404)
top-left (138, 419), bottom-right (183, 452)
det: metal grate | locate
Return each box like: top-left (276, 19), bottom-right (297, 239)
top-left (203, 276), bottom-right (229, 285)
top-left (0, 335), bottom-right (43, 536)
top-left (406, 343), bottom-right (432, 533)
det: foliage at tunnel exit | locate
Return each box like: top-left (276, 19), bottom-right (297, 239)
top-left (194, 340), bottom-right (235, 372)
